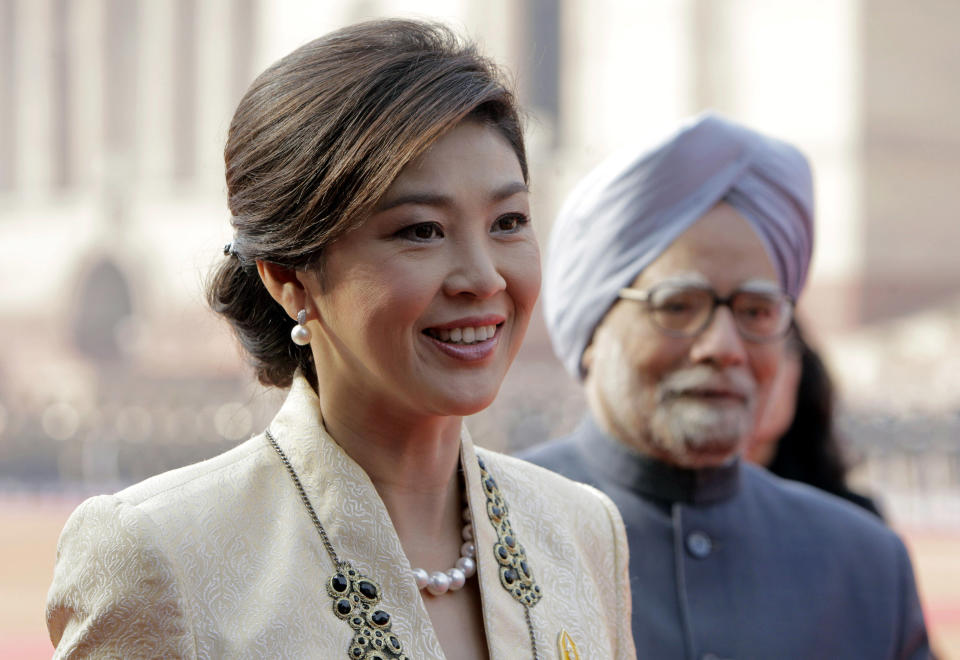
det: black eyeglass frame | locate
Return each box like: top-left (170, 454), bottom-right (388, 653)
top-left (617, 283), bottom-right (795, 343)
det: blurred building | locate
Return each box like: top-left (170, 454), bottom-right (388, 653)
top-left (1, 0), bottom-right (959, 492)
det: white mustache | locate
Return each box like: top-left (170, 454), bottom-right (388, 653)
top-left (657, 366), bottom-right (754, 402)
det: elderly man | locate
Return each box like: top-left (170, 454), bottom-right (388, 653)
top-left (521, 114), bottom-right (930, 659)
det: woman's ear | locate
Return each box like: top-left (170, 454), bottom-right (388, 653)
top-left (256, 260), bottom-right (307, 321)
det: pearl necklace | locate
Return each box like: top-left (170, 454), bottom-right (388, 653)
top-left (411, 505), bottom-right (477, 596)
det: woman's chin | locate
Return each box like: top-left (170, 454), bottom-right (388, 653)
top-left (424, 387), bottom-right (500, 418)
top-left (448, 397), bottom-right (499, 418)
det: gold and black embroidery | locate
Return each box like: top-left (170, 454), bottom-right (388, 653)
top-left (477, 455), bottom-right (543, 658)
top-left (478, 456), bottom-right (543, 607)
top-left (326, 565), bottom-right (409, 660)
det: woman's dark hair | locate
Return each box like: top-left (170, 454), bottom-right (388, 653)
top-left (206, 19), bottom-right (527, 388)
top-left (767, 323), bottom-right (881, 516)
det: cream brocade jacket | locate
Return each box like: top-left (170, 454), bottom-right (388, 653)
top-left (46, 376), bottom-right (635, 659)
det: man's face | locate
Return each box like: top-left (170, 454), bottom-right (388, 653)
top-left (582, 202), bottom-right (786, 468)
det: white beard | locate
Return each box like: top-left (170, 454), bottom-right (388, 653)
top-left (647, 367), bottom-right (757, 466)
top-left (586, 337), bottom-right (758, 467)
top-left (652, 399), bottom-right (750, 456)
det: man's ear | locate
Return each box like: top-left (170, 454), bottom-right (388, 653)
top-left (256, 260), bottom-right (307, 321)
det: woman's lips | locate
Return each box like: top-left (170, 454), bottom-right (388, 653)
top-left (425, 323), bottom-right (498, 343)
top-left (425, 314), bottom-right (506, 331)
top-left (423, 324), bottom-right (503, 362)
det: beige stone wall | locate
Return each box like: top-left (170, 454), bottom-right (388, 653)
top-left (860, 0), bottom-right (960, 322)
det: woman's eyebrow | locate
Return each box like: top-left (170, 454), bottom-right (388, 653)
top-left (376, 192), bottom-right (451, 212)
top-left (489, 181), bottom-right (529, 201)
top-left (375, 181), bottom-right (528, 213)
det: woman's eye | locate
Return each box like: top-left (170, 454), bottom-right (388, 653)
top-left (396, 222), bottom-right (443, 241)
top-left (492, 213), bottom-right (529, 233)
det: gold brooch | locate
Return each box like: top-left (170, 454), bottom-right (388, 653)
top-left (557, 629), bottom-right (581, 659)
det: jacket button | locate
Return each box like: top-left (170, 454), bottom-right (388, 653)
top-left (686, 530), bottom-right (712, 559)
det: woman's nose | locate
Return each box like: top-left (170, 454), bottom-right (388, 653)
top-left (443, 241), bottom-right (507, 299)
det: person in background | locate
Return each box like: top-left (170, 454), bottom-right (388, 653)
top-left (45, 20), bottom-right (634, 660)
top-left (746, 321), bottom-right (883, 517)
top-left (521, 113), bottom-right (930, 659)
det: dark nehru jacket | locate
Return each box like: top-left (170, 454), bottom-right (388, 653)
top-left (520, 415), bottom-right (931, 660)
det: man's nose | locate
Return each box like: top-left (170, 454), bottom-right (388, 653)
top-left (689, 305), bottom-right (748, 367)
top-left (442, 240), bottom-right (507, 300)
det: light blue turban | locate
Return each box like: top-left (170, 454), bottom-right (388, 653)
top-left (544, 113), bottom-right (814, 380)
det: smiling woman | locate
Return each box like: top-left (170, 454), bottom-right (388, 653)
top-left (45, 19), bottom-right (634, 660)
top-left (296, 120), bottom-right (540, 421)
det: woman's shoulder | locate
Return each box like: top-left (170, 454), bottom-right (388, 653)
top-left (52, 433), bottom-right (277, 574)
top-left (113, 432), bottom-right (270, 511)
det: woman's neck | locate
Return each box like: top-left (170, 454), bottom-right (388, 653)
top-left (317, 384), bottom-right (466, 549)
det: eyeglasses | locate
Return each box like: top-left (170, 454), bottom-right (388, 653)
top-left (618, 283), bottom-right (794, 342)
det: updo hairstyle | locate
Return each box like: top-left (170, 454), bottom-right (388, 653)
top-left (206, 19), bottom-right (527, 388)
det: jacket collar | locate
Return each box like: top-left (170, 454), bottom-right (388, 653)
top-left (575, 414), bottom-right (741, 505)
top-left (267, 372), bottom-right (534, 659)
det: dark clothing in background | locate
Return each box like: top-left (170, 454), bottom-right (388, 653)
top-left (765, 329), bottom-right (885, 520)
top-left (520, 415), bottom-right (931, 660)
top-left (771, 446), bottom-right (884, 518)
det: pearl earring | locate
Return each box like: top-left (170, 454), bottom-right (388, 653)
top-left (290, 309), bottom-right (311, 346)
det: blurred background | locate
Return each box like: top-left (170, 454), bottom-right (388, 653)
top-left (1, 0), bottom-right (958, 656)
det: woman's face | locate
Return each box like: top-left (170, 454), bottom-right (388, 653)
top-left (304, 120), bottom-right (540, 418)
